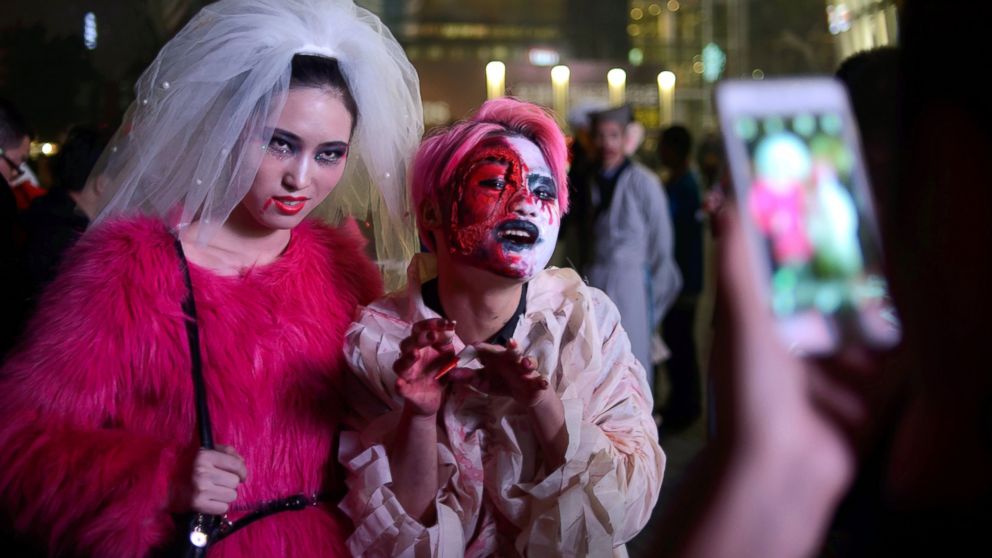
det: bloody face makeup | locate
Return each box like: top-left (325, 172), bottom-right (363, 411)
top-left (442, 135), bottom-right (560, 279)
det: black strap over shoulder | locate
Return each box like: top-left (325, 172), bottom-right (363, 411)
top-left (173, 237), bottom-right (219, 556)
top-left (167, 238), bottom-right (323, 555)
top-left (174, 238), bottom-right (215, 451)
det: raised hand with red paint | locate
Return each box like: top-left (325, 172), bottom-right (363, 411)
top-left (343, 99), bottom-right (664, 555)
top-left (393, 318), bottom-right (458, 416)
top-left (465, 339), bottom-right (549, 407)
top-left (467, 339), bottom-right (565, 469)
top-left (387, 317), bottom-right (456, 523)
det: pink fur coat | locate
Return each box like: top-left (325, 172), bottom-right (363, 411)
top-left (0, 216), bottom-right (382, 557)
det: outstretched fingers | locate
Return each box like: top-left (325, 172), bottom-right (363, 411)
top-left (395, 319), bottom-right (457, 376)
top-left (470, 342), bottom-right (549, 397)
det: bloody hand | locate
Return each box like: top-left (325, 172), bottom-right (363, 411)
top-left (394, 318), bottom-right (457, 416)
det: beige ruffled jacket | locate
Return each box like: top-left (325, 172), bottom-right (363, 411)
top-left (340, 255), bottom-right (665, 557)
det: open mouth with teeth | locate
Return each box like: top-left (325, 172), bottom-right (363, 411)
top-left (496, 219), bottom-right (540, 250)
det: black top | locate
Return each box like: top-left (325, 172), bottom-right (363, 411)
top-left (666, 171), bottom-right (704, 296)
top-left (592, 158), bottom-right (632, 220)
top-left (420, 277), bottom-right (528, 347)
top-left (0, 174), bottom-right (16, 252)
top-left (21, 188), bottom-right (90, 293)
top-left (563, 157), bottom-right (632, 274)
top-left (1, 174), bottom-right (28, 356)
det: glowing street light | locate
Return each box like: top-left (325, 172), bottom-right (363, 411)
top-left (607, 68), bottom-right (626, 105)
top-left (486, 61), bottom-right (506, 100)
top-left (550, 65), bottom-right (570, 120)
top-left (657, 71), bottom-right (676, 126)
top-left (84, 12), bottom-right (97, 50)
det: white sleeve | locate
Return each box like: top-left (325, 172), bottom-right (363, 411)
top-left (487, 289), bottom-right (666, 555)
top-left (339, 308), bottom-right (473, 558)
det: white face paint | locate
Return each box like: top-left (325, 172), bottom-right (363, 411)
top-left (444, 135), bottom-right (561, 280)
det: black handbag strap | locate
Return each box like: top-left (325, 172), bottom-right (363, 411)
top-left (170, 237), bottom-right (321, 552)
top-left (173, 237), bottom-right (219, 556)
top-left (174, 238), bottom-right (215, 451)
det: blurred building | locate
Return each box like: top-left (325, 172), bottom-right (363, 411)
top-left (0, 0), bottom-right (210, 140)
top-left (621, 1), bottom-right (738, 139)
top-left (825, 0), bottom-right (899, 60)
top-left (379, 0), bottom-right (845, 145)
top-left (361, 0), bottom-right (628, 127)
top-left (617, 0), bottom-right (846, 141)
top-left (2, 1), bottom-right (896, 147)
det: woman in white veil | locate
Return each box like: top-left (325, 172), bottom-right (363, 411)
top-left (95, 0), bottom-right (421, 280)
top-left (0, 1), bottom-right (421, 556)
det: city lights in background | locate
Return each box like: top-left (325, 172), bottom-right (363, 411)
top-left (607, 68), bottom-right (626, 105)
top-left (422, 101), bottom-right (451, 127)
top-left (826, 3), bottom-right (853, 34)
top-left (528, 47), bottom-right (560, 67)
top-left (29, 141), bottom-right (60, 158)
top-left (486, 60), bottom-right (506, 100)
top-left (6, 0), bottom-right (902, 161)
top-left (826, 1), bottom-right (898, 60)
top-left (657, 71), bottom-right (676, 126)
top-left (550, 65), bottom-right (570, 84)
top-left (550, 65), bottom-right (570, 120)
top-left (657, 70), bottom-right (676, 90)
top-left (83, 12), bottom-right (97, 50)
top-left (628, 47), bottom-right (644, 66)
top-left (702, 42), bottom-right (726, 82)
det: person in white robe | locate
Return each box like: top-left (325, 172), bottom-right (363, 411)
top-left (339, 98), bottom-right (665, 557)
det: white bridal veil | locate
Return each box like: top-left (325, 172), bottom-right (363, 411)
top-left (90, 0), bottom-right (423, 287)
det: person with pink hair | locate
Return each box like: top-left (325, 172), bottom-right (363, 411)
top-left (340, 98), bottom-right (665, 556)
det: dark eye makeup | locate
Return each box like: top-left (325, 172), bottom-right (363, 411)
top-left (267, 129), bottom-right (348, 165)
top-left (529, 175), bottom-right (557, 201)
top-left (267, 134), bottom-right (294, 156)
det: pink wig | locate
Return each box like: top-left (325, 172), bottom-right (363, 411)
top-left (411, 97), bottom-right (568, 249)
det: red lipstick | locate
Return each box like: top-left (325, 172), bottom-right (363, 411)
top-left (270, 196), bottom-right (309, 215)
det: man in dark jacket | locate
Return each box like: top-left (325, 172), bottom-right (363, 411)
top-left (658, 125), bottom-right (704, 432)
top-left (21, 126), bottom-right (107, 295)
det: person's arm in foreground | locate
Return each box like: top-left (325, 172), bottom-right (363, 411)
top-left (652, 209), bottom-right (893, 557)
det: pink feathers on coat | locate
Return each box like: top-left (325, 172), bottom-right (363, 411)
top-left (0, 215), bottom-right (382, 557)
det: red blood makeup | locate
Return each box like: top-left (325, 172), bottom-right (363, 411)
top-left (441, 136), bottom-right (560, 279)
top-left (448, 141), bottom-right (524, 255)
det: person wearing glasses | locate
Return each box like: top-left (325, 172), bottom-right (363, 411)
top-left (19, 127), bottom-right (109, 309)
top-left (0, 100), bottom-right (45, 212)
top-left (0, 139), bottom-right (29, 183)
